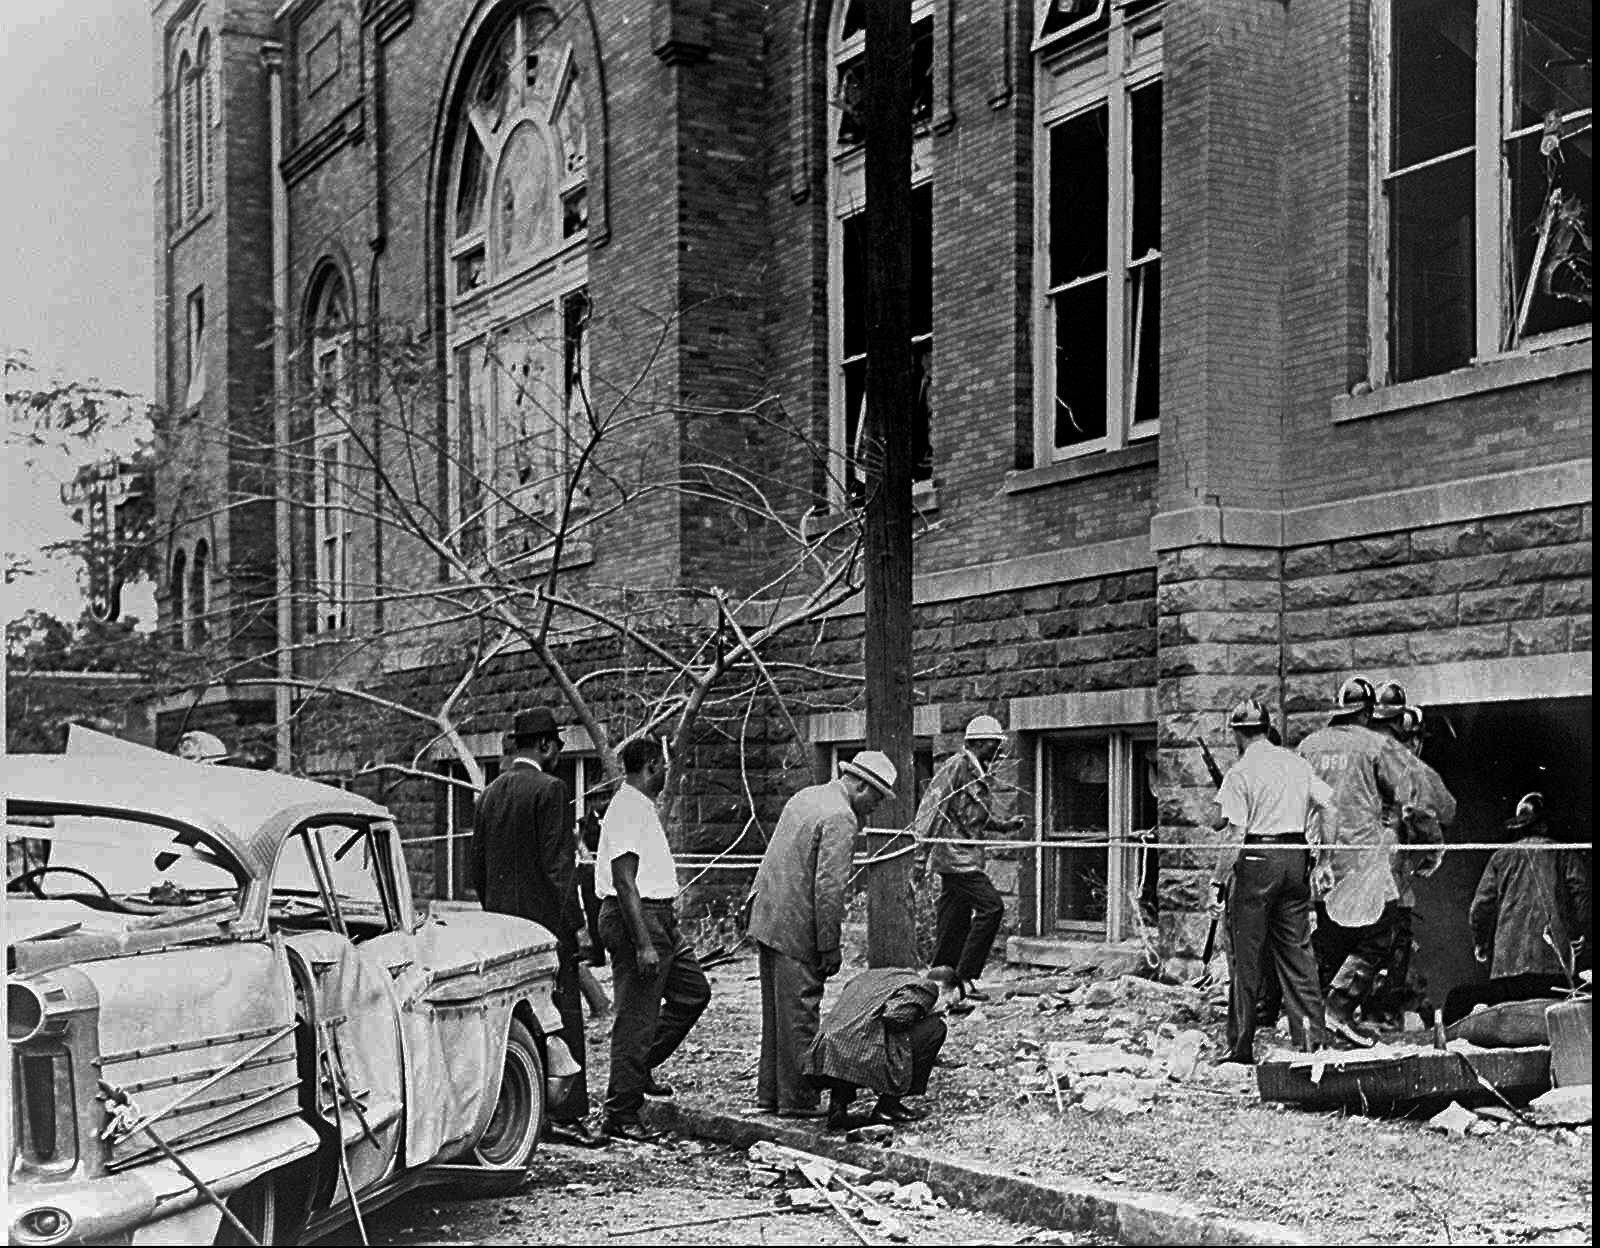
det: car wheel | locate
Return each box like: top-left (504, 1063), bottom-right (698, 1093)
top-left (214, 1170), bottom-right (300, 1246)
top-left (472, 1016), bottom-right (545, 1170)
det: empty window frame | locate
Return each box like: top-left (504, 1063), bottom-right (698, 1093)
top-left (189, 538), bottom-right (210, 646)
top-left (828, 0), bottom-right (937, 509)
top-left (170, 547), bottom-right (188, 647)
top-left (184, 287), bottom-right (206, 407)
top-left (1035, 7), bottom-right (1163, 462)
top-left (310, 274), bottom-right (352, 632)
top-left (1373, 0), bottom-right (1592, 385)
top-left (1034, 730), bottom-right (1157, 940)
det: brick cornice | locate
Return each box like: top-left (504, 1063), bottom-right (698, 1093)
top-left (282, 98), bottom-right (365, 186)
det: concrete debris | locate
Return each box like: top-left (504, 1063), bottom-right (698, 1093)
top-left (1045, 1041), bottom-right (1153, 1078)
top-left (887, 1180), bottom-right (939, 1211)
top-left (1528, 1085), bottom-right (1592, 1127)
top-left (1076, 1074), bottom-right (1161, 1116)
top-left (844, 1122), bottom-right (896, 1145)
top-left (1427, 1101), bottom-right (1478, 1137)
top-left (1154, 1028), bottom-right (1210, 1081)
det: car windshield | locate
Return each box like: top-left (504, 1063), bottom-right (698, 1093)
top-left (6, 810), bottom-right (242, 911)
top-left (271, 823), bottom-right (388, 917)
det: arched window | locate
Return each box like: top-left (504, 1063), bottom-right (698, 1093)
top-left (197, 32), bottom-right (214, 207)
top-left (828, 0), bottom-right (936, 507)
top-left (190, 539), bottom-right (210, 644)
top-left (445, 4), bottom-right (590, 567)
top-left (177, 50), bottom-right (198, 221)
top-left (171, 547), bottom-right (188, 648)
top-left (308, 271), bottom-right (353, 632)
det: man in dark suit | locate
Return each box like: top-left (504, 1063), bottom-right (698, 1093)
top-left (473, 707), bottom-right (605, 1148)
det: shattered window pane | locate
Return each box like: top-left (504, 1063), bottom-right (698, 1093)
top-left (1390, 153), bottom-right (1475, 380)
top-left (833, 15), bottom-right (935, 148)
top-left (911, 18), bottom-right (933, 128)
top-left (1128, 81), bottom-right (1161, 427)
top-left (1039, 0), bottom-right (1108, 43)
top-left (1507, 0), bottom-right (1592, 340)
top-left (1391, 0), bottom-right (1476, 170)
top-left (1049, 105), bottom-right (1109, 447)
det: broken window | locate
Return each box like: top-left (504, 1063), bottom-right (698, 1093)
top-left (1378, 0), bottom-right (1591, 384)
top-left (1038, 0), bottom-right (1109, 45)
top-left (839, 185), bottom-right (934, 501)
top-left (184, 287), bottom-right (206, 408)
top-left (1038, 8), bottom-right (1163, 461)
top-left (190, 539), bottom-right (209, 646)
top-left (309, 273), bottom-right (352, 632)
top-left (170, 548), bottom-right (187, 647)
top-left (1036, 731), bottom-right (1158, 941)
top-left (829, 1), bottom-right (937, 509)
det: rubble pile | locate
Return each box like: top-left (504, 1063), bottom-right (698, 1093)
top-left (741, 1140), bottom-right (951, 1242)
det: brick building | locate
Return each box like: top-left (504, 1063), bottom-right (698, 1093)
top-left (150, 0), bottom-right (1591, 990)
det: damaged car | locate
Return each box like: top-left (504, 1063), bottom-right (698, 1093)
top-left (6, 729), bottom-right (578, 1246)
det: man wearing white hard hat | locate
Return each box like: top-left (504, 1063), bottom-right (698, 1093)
top-left (914, 715), bottom-right (1025, 1002)
top-left (747, 749), bottom-right (897, 1118)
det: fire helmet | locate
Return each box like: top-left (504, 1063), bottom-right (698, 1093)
top-left (1330, 676), bottom-right (1376, 718)
top-left (1371, 680), bottom-right (1408, 721)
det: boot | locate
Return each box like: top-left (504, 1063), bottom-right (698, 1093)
top-left (1324, 991), bottom-right (1377, 1048)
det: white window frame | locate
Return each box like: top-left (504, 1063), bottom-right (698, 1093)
top-left (1033, 5), bottom-right (1163, 465)
top-left (445, 11), bottom-right (591, 567)
top-left (312, 315), bottom-right (352, 633)
top-left (1368, 0), bottom-right (1593, 386)
top-left (826, 0), bottom-right (937, 512)
top-left (1032, 728), bottom-right (1154, 942)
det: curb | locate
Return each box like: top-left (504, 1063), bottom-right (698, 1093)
top-left (641, 1101), bottom-right (1313, 1246)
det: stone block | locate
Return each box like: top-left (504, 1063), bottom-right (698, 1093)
top-left (1543, 580), bottom-right (1592, 615)
top-left (1284, 609), bottom-right (1335, 642)
top-left (1283, 544), bottom-right (1334, 578)
top-left (1020, 586), bottom-right (1059, 614)
top-left (1165, 545), bottom-right (1280, 583)
top-left (1458, 584), bottom-right (1544, 624)
top-left (1484, 507), bottom-right (1586, 552)
top-left (1080, 659), bottom-right (1138, 691)
top-left (1038, 610), bottom-right (1080, 639)
top-left (1157, 787), bottom-right (1222, 831)
top-left (1160, 748), bottom-right (1221, 788)
top-left (1158, 868), bottom-right (1210, 913)
top-left (1059, 579), bottom-right (1104, 608)
top-left (1018, 640), bottom-right (1058, 668)
top-left (1284, 673), bottom-right (1340, 713)
top-left (1351, 633), bottom-right (1411, 668)
top-left (1408, 625), bottom-right (1509, 665)
top-left (1228, 642), bottom-right (1281, 675)
top-left (1159, 578), bottom-right (1280, 614)
top-left (1159, 674), bottom-right (1271, 714)
top-left (1324, 592), bottom-right (1458, 636)
top-left (1410, 522), bottom-right (1491, 562)
top-left (1508, 618), bottom-right (1571, 656)
top-left (1162, 610), bottom-right (1280, 646)
top-left (1327, 534), bottom-right (1408, 572)
top-left (1109, 628), bottom-right (1158, 661)
top-left (1125, 569), bottom-right (1157, 599)
top-left (1575, 617), bottom-right (1592, 651)
top-left (1158, 643), bottom-right (1233, 677)
top-left (1284, 638), bottom-right (1352, 672)
top-left (1504, 544), bottom-right (1592, 584)
top-left (1080, 599), bottom-right (1156, 636)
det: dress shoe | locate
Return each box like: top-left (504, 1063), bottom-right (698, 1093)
top-left (775, 1105), bottom-right (828, 1120)
top-left (644, 1075), bottom-right (675, 1097)
top-left (600, 1116), bottom-right (658, 1143)
top-left (544, 1119), bottom-right (609, 1149)
top-left (962, 981), bottom-right (991, 1002)
top-left (1324, 997), bottom-right (1377, 1049)
top-left (871, 1097), bottom-right (928, 1124)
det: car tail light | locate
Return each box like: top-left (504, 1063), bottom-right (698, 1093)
top-left (13, 1046), bottom-right (77, 1171)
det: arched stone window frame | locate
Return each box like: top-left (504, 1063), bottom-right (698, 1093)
top-left (190, 538), bottom-right (210, 645)
top-left (825, 0), bottom-right (938, 511)
top-left (305, 264), bottom-right (355, 634)
top-left (197, 31), bottom-right (215, 206)
top-left (171, 546), bottom-right (188, 649)
top-left (434, 2), bottom-right (600, 572)
top-left (170, 17), bottom-right (216, 228)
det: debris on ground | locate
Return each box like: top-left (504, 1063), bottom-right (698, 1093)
top-left (738, 1141), bottom-right (955, 1242)
top-left (1528, 1085), bottom-right (1592, 1127)
top-left (1427, 1101), bottom-right (1478, 1137)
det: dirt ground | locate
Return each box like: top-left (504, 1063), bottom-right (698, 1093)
top-left (345, 1134), bottom-right (1075, 1245)
top-left (576, 931), bottom-right (1592, 1247)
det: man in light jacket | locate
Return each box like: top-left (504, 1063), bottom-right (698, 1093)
top-left (747, 751), bottom-right (897, 1118)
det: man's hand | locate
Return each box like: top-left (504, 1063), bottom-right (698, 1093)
top-left (819, 948), bottom-right (843, 978)
top-left (1311, 859), bottom-right (1335, 898)
top-left (636, 944), bottom-right (661, 980)
top-left (1474, 945), bottom-right (1490, 965)
top-left (1205, 882), bottom-right (1227, 921)
top-left (1004, 814), bottom-right (1027, 833)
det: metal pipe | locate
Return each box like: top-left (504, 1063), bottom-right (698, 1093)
top-left (262, 42), bottom-right (292, 772)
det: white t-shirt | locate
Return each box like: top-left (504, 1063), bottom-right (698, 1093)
top-left (1218, 738), bottom-right (1333, 840)
top-left (595, 782), bottom-right (679, 900)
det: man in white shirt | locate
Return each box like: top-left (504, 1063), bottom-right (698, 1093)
top-left (1209, 698), bottom-right (1333, 1061)
top-left (595, 735), bottom-right (710, 1140)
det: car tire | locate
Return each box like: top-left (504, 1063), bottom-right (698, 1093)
top-left (214, 1169), bottom-right (301, 1246)
top-left (471, 1016), bottom-right (545, 1172)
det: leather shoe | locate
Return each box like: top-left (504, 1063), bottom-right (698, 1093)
top-left (871, 1097), bottom-right (928, 1124)
top-left (644, 1075), bottom-right (675, 1097)
top-left (600, 1116), bottom-right (657, 1143)
top-left (544, 1119), bottom-right (609, 1149)
top-left (775, 1105), bottom-right (828, 1120)
top-left (962, 981), bottom-right (991, 1002)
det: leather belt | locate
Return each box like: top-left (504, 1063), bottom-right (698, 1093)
top-left (1243, 832), bottom-right (1307, 845)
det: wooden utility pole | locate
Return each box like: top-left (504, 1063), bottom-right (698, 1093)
top-left (862, 1), bottom-right (916, 967)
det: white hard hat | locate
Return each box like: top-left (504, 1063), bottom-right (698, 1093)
top-left (840, 750), bottom-right (898, 797)
top-left (176, 731), bottom-right (230, 764)
top-left (964, 714), bottom-right (1006, 741)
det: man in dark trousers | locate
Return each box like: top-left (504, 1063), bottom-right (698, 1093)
top-left (803, 965), bottom-right (961, 1129)
top-left (472, 708), bottom-right (605, 1147)
top-left (1208, 698), bottom-right (1333, 1061)
top-left (595, 735), bottom-right (711, 1141)
top-left (748, 750), bottom-right (897, 1118)
top-left (1445, 793), bottom-right (1591, 1022)
top-left (915, 715), bottom-right (1025, 1001)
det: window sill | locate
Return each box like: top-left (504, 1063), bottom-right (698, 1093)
top-left (168, 209), bottom-right (215, 249)
top-left (1005, 440), bottom-right (1158, 495)
top-left (1333, 337), bottom-right (1592, 424)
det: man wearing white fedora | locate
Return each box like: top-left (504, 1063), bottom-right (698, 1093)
top-left (747, 750), bottom-right (898, 1118)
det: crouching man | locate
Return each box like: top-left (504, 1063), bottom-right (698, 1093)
top-left (801, 966), bottom-right (961, 1130)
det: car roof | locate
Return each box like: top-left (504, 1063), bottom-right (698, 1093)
top-left (2, 728), bottom-right (392, 880)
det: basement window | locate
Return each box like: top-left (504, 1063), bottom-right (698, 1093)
top-left (1374, 0), bottom-right (1592, 385)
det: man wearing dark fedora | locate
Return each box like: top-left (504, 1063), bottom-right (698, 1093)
top-left (473, 707), bottom-right (605, 1147)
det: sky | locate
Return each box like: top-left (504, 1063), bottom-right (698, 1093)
top-left (2, 0), bottom-right (157, 626)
